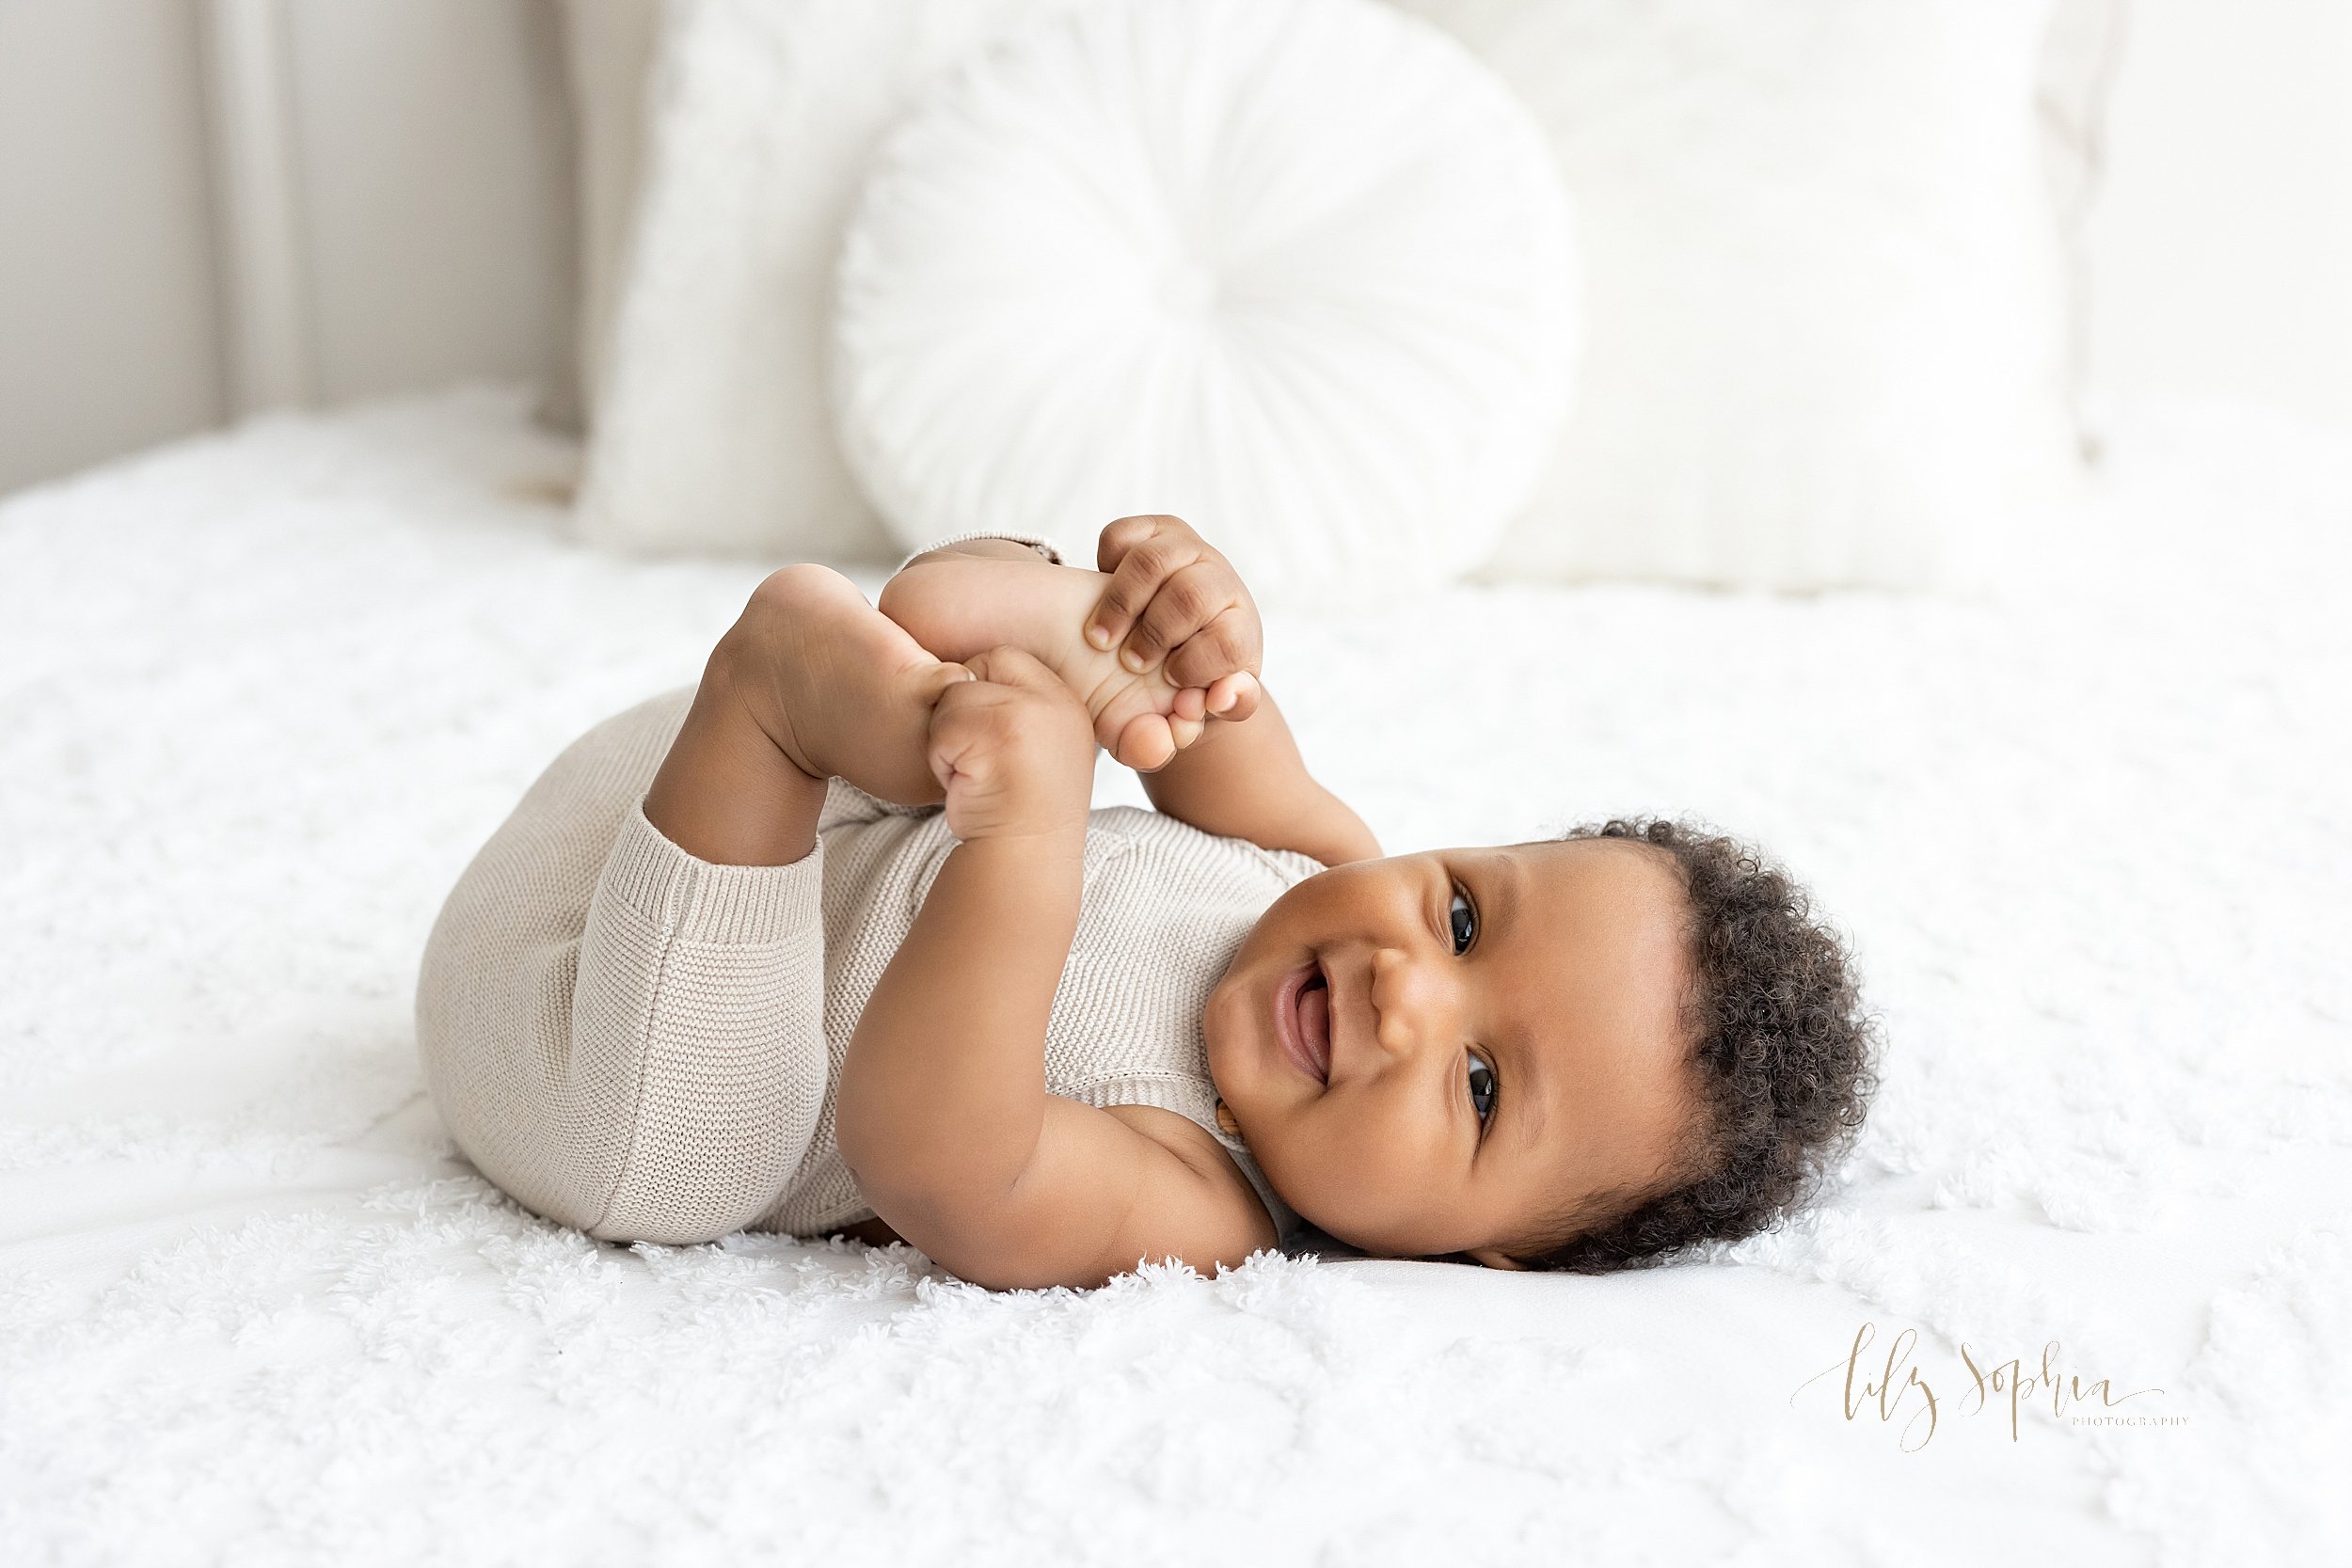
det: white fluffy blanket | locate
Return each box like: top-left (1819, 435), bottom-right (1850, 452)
top-left (2, 390), bottom-right (2345, 1564)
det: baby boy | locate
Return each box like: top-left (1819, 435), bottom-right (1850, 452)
top-left (417, 519), bottom-right (1876, 1289)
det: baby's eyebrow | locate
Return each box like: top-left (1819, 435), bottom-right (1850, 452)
top-left (1489, 850), bottom-right (1525, 939)
top-left (1483, 855), bottom-right (1549, 1150)
top-left (1511, 1034), bottom-right (1550, 1149)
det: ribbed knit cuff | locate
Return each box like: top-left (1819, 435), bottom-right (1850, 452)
top-left (891, 531), bottom-right (1065, 575)
top-left (596, 800), bottom-right (825, 944)
top-left (1076, 1072), bottom-right (1219, 1128)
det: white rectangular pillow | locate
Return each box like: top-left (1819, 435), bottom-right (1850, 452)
top-left (1393, 0), bottom-right (2078, 589)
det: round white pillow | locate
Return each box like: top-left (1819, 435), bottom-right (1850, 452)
top-left (831, 0), bottom-right (1577, 600)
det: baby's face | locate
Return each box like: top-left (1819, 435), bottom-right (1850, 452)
top-left (1204, 839), bottom-right (1699, 1266)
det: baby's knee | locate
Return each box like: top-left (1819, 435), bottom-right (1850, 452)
top-left (583, 1165), bottom-right (786, 1250)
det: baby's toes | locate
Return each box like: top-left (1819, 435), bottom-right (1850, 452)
top-left (1115, 712), bottom-right (1178, 772)
top-left (1089, 675), bottom-right (1172, 756)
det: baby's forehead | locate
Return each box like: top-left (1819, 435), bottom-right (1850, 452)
top-left (1473, 839), bottom-right (1695, 1000)
top-left (1453, 840), bottom-right (1703, 1180)
top-left (1474, 836), bottom-right (1688, 902)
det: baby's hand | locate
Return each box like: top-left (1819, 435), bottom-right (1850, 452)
top-left (1084, 516), bottom-right (1265, 735)
top-left (878, 535), bottom-right (1230, 774)
top-left (927, 645), bottom-right (1096, 844)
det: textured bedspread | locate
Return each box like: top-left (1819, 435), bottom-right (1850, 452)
top-left (2, 389), bottom-right (2345, 1564)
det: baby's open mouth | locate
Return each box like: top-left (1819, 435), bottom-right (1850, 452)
top-left (1277, 961), bottom-right (1332, 1085)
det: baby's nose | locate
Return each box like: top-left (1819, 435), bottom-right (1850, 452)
top-left (1371, 947), bottom-right (1455, 1054)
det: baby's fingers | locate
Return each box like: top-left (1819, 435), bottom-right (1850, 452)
top-left (958, 642), bottom-right (1062, 694)
top-left (1086, 520), bottom-right (1206, 656)
top-left (1160, 605), bottom-right (1262, 693)
top-left (1094, 514), bottom-right (1173, 576)
top-left (1202, 671), bottom-right (1261, 722)
top-left (1120, 562), bottom-right (1241, 675)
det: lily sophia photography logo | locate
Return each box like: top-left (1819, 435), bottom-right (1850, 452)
top-left (1792, 1321), bottom-right (2180, 1451)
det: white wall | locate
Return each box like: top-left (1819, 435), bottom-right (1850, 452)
top-left (0, 0), bottom-right (574, 498)
top-left (0, 0), bottom-right (226, 495)
top-left (280, 0), bottom-right (574, 411)
top-left (2090, 0), bottom-right (2352, 428)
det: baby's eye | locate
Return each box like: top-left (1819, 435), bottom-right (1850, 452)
top-left (1448, 886), bottom-right (1477, 955)
top-left (1468, 1053), bottom-right (1498, 1124)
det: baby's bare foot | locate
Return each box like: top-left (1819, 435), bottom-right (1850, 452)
top-left (726, 563), bottom-right (968, 805)
top-left (878, 553), bottom-right (1203, 768)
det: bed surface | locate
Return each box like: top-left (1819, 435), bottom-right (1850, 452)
top-left (3, 389), bottom-right (2346, 1563)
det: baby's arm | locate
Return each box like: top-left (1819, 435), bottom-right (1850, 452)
top-left (1082, 516), bottom-right (1377, 865)
top-left (1133, 687), bottom-right (1378, 867)
top-left (834, 647), bottom-right (1273, 1289)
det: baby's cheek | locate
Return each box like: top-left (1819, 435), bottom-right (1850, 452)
top-left (1297, 1100), bottom-right (1425, 1219)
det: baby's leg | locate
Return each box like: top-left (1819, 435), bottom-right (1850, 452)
top-left (644, 563), bottom-right (968, 866)
top-left (420, 689), bottom-right (833, 1246)
top-left (422, 568), bottom-right (965, 1247)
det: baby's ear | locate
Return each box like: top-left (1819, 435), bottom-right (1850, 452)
top-left (1466, 1245), bottom-right (1529, 1272)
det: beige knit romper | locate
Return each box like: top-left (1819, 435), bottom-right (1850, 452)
top-left (415, 685), bottom-right (1320, 1248)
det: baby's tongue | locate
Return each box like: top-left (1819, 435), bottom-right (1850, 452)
top-left (1298, 981), bottom-right (1330, 1069)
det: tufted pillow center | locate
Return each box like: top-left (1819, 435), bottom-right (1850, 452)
top-left (1156, 258), bottom-right (1219, 322)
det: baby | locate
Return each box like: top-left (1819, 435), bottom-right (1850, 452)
top-left (418, 518), bottom-right (1876, 1289)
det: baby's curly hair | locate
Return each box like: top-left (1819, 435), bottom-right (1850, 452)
top-left (1507, 818), bottom-right (1880, 1274)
